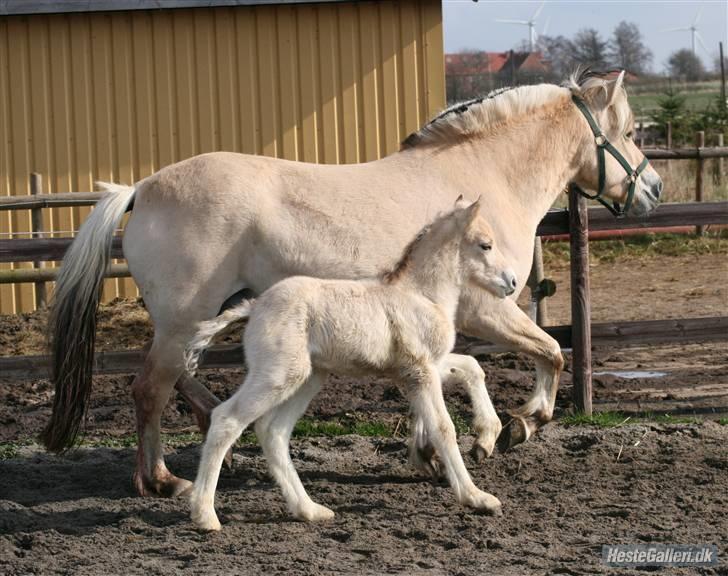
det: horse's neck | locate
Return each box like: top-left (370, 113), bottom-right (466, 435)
top-left (416, 104), bottom-right (583, 231)
top-left (398, 241), bottom-right (462, 319)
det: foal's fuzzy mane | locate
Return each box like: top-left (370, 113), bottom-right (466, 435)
top-left (402, 69), bottom-right (631, 149)
top-left (382, 210), bottom-right (456, 284)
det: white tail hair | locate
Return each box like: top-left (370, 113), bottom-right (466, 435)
top-left (44, 182), bottom-right (136, 451)
top-left (184, 300), bottom-right (255, 374)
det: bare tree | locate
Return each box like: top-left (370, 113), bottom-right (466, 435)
top-left (539, 35), bottom-right (576, 80)
top-left (668, 49), bottom-right (706, 81)
top-left (609, 21), bottom-right (653, 74)
top-left (571, 28), bottom-right (609, 69)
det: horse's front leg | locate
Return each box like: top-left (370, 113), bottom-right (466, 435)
top-left (410, 353), bottom-right (501, 475)
top-left (458, 293), bottom-right (563, 452)
top-left (409, 365), bottom-right (501, 515)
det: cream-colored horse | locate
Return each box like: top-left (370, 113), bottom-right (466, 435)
top-left (186, 199), bottom-right (513, 530)
top-left (44, 70), bottom-right (662, 497)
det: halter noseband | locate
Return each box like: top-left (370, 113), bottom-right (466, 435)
top-left (570, 95), bottom-right (650, 217)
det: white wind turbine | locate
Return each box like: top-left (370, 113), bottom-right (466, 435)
top-left (495, 1), bottom-right (546, 53)
top-left (663, 6), bottom-right (710, 56)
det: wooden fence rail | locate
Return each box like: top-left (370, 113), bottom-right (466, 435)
top-left (2, 202), bottom-right (727, 266)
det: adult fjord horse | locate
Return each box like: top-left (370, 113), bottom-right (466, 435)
top-left (44, 70), bottom-right (662, 497)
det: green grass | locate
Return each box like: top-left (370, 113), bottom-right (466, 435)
top-left (542, 231), bottom-right (728, 267)
top-left (561, 411), bottom-right (708, 428)
top-left (631, 90), bottom-right (720, 119)
top-left (717, 418), bottom-right (728, 426)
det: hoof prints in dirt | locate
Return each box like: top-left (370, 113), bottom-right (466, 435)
top-left (1, 427), bottom-right (727, 575)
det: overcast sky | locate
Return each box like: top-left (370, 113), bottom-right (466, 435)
top-left (442, 0), bottom-right (728, 74)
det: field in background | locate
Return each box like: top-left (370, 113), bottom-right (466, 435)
top-left (629, 79), bottom-right (723, 123)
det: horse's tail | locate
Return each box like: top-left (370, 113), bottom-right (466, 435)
top-left (42, 182), bottom-right (137, 452)
top-left (184, 300), bottom-right (255, 375)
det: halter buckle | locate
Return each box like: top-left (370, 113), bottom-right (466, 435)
top-left (595, 134), bottom-right (607, 147)
top-left (628, 171), bottom-right (639, 183)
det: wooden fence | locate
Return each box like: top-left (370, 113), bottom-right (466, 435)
top-left (2, 144), bottom-right (728, 414)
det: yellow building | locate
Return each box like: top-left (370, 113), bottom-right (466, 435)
top-left (0, 0), bottom-right (446, 313)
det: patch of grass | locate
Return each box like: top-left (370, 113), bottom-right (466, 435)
top-left (643, 413), bottom-right (701, 425)
top-left (717, 418), bottom-right (728, 426)
top-left (542, 231), bottom-right (728, 267)
top-left (561, 411), bottom-right (631, 427)
top-left (292, 417), bottom-right (393, 438)
top-left (447, 406), bottom-right (471, 435)
top-left (0, 438), bottom-right (34, 460)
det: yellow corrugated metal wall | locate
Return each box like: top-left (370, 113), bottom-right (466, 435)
top-left (0, 0), bottom-right (445, 314)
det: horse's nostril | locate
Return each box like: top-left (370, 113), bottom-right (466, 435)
top-left (510, 277), bottom-right (517, 290)
top-left (653, 180), bottom-right (663, 199)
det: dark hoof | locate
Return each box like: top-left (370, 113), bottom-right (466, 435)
top-left (496, 418), bottom-right (529, 453)
top-left (470, 443), bottom-right (488, 463)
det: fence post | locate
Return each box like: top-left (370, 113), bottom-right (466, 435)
top-left (526, 237), bottom-right (549, 326)
top-left (568, 184), bottom-right (592, 415)
top-left (695, 131), bottom-right (705, 236)
top-left (717, 134), bottom-right (724, 187)
top-left (29, 173), bottom-right (47, 308)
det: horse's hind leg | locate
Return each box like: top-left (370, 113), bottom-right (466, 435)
top-left (255, 370), bottom-right (334, 522)
top-left (459, 297), bottom-right (563, 452)
top-left (132, 333), bottom-right (192, 497)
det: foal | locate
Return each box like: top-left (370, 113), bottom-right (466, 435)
top-left (186, 198), bottom-right (516, 531)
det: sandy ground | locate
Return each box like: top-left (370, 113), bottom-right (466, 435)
top-left (1, 250), bottom-right (727, 575)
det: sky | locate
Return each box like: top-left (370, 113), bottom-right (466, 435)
top-left (442, 0), bottom-right (728, 74)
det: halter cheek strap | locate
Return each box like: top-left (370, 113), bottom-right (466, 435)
top-left (571, 95), bottom-right (650, 217)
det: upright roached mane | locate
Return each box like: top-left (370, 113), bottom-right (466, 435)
top-left (402, 70), bottom-right (633, 149)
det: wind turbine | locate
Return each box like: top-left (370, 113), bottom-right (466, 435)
top-left (495, 1), bottom-right (545, 52)
top-left (663, 6), bottom-right (710, 55)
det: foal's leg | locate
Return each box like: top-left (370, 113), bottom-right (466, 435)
top-left (410, 366), bottom-right (501, 515)
top-left (189, 368), bottom-right (308, 531)
top-left (410, 353), bottom-right (501, 476)
top-left (458, 295), bottom-right (563, 451)
top-left (255, 371), bottom-right (334, 522)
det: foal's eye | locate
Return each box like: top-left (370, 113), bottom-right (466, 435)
top-left (479, 243), bottom-right (492, 252)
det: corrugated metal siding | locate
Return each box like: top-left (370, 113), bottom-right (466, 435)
top-left (0, 0), bottom-right (445, 313)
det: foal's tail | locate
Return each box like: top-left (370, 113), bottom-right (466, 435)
top-left (184, 300), bottom-right (255, 375)
top-left (42, 182), bottom-right (137, 452)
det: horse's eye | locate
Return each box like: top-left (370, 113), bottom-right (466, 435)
top-left (479, 243), bottom-right (492, 252)
top-left (626, 131), bottom-right (634, 139)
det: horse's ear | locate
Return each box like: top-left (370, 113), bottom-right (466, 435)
top-left (454, 194), bottom-right (468, 209)
top-left (465, 197), bottom-right (481, 223)
top-left (605, 70), bottom-right (625, 107)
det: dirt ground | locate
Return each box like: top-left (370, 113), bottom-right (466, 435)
top-left (1, 249), bottom-right (727, 575)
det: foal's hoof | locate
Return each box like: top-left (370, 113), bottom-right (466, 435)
top-left (496, 417), bottom-right (530, 453)
top-left (192, 512), bottom-right (222, 532)
top-left (295, 503), bottom-right (335, 522)
top-left (409, 444), bottom-right (445, 481)
top-left (463, 490), bottom-right (503, 516)
top-left (470, 442), bottom-right (489, 463)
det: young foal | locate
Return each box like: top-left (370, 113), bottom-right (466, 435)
top-left (186, 199), bottom-right (516, 531)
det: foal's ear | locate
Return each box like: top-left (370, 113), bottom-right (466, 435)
top-left (464, 196), bottom-right (481, 223)
top-left (605, 70), bottom-right (625, 107)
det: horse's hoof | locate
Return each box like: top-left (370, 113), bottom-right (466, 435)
top-left (470, 442), bottom-right (488, 463)
top-left (295, 503), bottom-right (335, 522)
top-left (133, 470), bottom-right (193, 498)
top-left (463, 490), bottom-right (502, 516)
top-left (409, 444), bottom-right (445, 481)
top-left (496, 417), bottom-right (529, 453)
top-left (192, 512), bottom-right (222, 532)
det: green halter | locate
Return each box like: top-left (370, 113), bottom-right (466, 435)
top-left (571, 95), bottom-right (650, 217)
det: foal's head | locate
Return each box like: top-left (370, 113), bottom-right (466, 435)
top-left (453, 197), bottom-right (517, 298)
top-left (568, 70), bottom-right (663, 216)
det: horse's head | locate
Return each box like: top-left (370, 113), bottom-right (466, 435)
top-left (569, 70), bottom-right (663, 216)
top-left (455, 196), bottom-right (517, 298)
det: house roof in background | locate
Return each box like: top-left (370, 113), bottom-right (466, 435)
top-left (446, 51), bottom-right (549, 75)
top-left (0, 0), bottom-right (352, 16)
